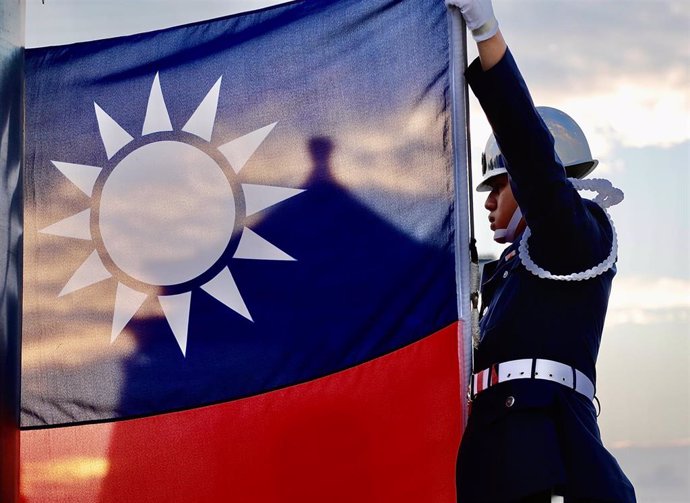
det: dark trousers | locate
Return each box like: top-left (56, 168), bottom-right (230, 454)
top-left (517, 490), bottom-right (552, 503)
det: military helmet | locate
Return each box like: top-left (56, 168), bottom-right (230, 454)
top-left (476, 106), bottom-right (599, 192)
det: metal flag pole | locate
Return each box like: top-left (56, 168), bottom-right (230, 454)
top-left (448, 7), bottom-right (477, 427)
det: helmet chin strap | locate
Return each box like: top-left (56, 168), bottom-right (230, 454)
top-left (493, 207), bottom-right (523, 244)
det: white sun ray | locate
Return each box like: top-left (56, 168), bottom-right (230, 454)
top-left (111, 283), bottom-right (148, 343)
top-left (40, 209), bottom-right (91, 240)
top-left (182, 77), bottom-right (222, 141)
top-left (219, 122), bottom-right (277, 174)
top-left (94, 103), bottom-right (134, 160)
top-left (158, 292), bottom-right (192, 356)
top-left (233, 227), bottom-right (295, 261)
top-left (142, 72), bottom-right (173, 135)
top-left (59, 250), bottom-right (112, 297)
top-left (242, 184), bottom-right (304, 217)
top-left (201, 266), bottom-right (252, 321)
top-left (51, 161), bottom-right (102, 196)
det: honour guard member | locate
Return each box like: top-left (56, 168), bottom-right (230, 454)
top-left (445, 0), bottom-right (637, 501)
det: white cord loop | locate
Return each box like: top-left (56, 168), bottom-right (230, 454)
top-left (570, 178), bottom-right (624, 209)
top-left (518, 178), bottom-right (623, 281)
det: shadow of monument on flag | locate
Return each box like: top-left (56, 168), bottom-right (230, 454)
top-left (97, 134), bottom-right (457, 503)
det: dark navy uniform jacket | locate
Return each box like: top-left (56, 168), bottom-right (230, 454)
top-left (455, 50), bottom-right (636, 502)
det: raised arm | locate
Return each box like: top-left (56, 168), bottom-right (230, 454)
top-left (446, 0), bottom-right (615, 275)
top-left (476, 31), bottom-right (506, 71)
top-left (445, 0), bottom-right (506, 70)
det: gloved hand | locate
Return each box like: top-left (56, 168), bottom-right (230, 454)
top-left (445, 0), bottom-right (499, 42)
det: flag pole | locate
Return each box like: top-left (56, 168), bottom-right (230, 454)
top-left (0, 0), bottom-right (25, 500)
top-left (448, 7), bottom-right (475, 427)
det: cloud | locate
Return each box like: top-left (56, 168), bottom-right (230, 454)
top-left (496, 1), bottom-right (689, 93)
top-left (558, 81), bottom-right (687, 154)
top-left (606, 276), bottom-right (690, 326)
top-left (609, 438), bottom-right (690, 449)
top-left (483, 0), bottom-right (690, 156)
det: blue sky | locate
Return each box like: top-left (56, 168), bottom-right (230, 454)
top-left (26, 0), bottom-right (689, 450)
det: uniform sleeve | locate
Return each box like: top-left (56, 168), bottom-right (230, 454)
top-left (465, 50), bottom-right (613, 275)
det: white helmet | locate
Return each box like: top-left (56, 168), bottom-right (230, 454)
top-left (476, 107), bottom-right (598, 192)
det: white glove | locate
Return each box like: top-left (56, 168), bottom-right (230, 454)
top-left (445, 0), bottom-right (499, 42)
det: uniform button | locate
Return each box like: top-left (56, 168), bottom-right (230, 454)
top-left (505, 396), bottom-right (515, 408)
top-left (502, 271), bottom-right (509, 279)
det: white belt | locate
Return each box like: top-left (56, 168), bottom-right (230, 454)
top-left (471, 358), bottom-right (595, 401)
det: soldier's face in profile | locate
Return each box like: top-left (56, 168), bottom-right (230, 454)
top-left (484, 174), bottom-right (519, 233)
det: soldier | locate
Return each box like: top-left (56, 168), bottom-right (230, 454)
top-left (445, 0), bottom-right (636, 501)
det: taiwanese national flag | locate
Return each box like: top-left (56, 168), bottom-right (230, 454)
top-left (19, 1), bottom-right (467, 501)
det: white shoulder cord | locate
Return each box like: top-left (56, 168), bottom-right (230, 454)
top-left (518, 178), bottom-right (624, 281)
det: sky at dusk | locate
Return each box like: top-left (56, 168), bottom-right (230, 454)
top-left (24, 0), bottom-right (690, 498)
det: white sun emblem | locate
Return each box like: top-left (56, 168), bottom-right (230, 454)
top-left (40, 73), bottom-right (304, 356)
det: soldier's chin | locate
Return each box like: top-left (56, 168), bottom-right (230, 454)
top-left (493, 228), bottom-right (508, 244)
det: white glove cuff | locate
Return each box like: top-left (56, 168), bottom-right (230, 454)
top-left (446, 0), bottom-right (499, 42)
top-left (471, 17), bottom-right (499, 42)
